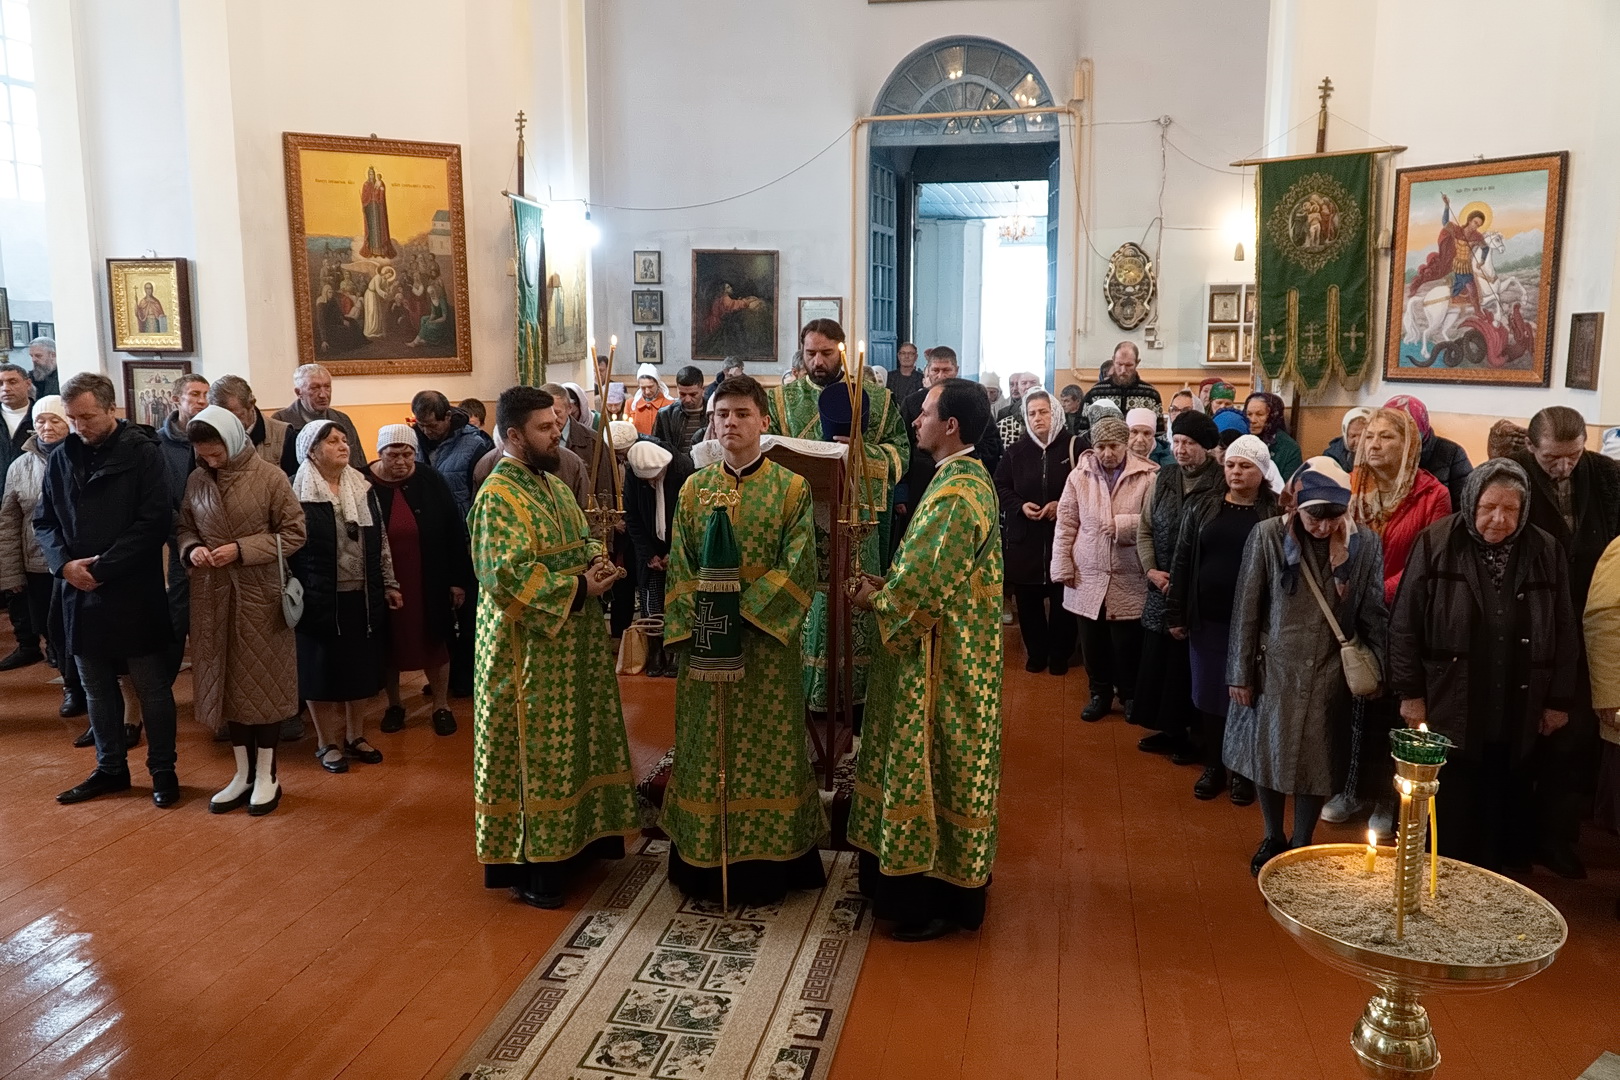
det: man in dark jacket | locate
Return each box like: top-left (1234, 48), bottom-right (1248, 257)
top-left (1078, 342), bottom-right (1162, 433)
top-left (894, 347), bottom-right (1001, 546)
top-left (411, 391), bottom-right (492, 517)
top-left (37, 374), bottom-right (180, 807)
top-left (0, 363), bottom-right (38, 669)
top-left (1511, 406), bottom-right (1620, 877)
top-left (154, 372), bottom-right (210, 681)
top-left (651, 366), bottom-right (709, 468)
top-left (273, 362), bottom-right (367, 469)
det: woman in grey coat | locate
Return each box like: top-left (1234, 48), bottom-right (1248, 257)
top-left (1225, 458), bottom-right (1389, 875)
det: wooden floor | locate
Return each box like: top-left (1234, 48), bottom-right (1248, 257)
top-left (0, 636), bottom-right (1615, 1080)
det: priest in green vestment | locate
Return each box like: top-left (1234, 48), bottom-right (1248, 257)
top-left (468, 385), bottom-right (640, 909)
top-left (850, 378), bottom-right (1005, 941)
top-left (766, 319), bottom-right (908, 715)
top-left (662, 375), bottom-right (828, 905)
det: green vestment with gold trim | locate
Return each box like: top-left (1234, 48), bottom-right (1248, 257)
top-left (661, 457), bottom-right (827, 865)
top-left (847, 455), bottom-right (1005, 888)
top-left (468, 459), bottom-right (640, 866)
top-left (766, 376), bottom-right (908, 711)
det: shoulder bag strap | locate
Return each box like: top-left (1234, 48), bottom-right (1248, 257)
top-left (1299, 555), bottom-right (1350, 646)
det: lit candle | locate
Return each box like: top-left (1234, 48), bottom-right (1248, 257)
top-left (590, 337), bottom-right (598, 365)
top-left (1364, 828), bottom-right (1377, 873)
top-left (858, 339), bottom-right (866, 366)
top-left (1428, 796), bottom-right (1439, 898)
top-left (608, 334), bottom-right (618, 367)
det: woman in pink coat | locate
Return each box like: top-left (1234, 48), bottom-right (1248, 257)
top-left (1052, 415), bottom-right (1159, 721)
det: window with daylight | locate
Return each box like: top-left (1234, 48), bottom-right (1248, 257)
top-left (871, 36), bottom-right (1056, 145)
top-left (0, 0), bottom-right (40, 201)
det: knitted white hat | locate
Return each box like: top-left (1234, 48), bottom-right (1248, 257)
top-left (376, 423), bottom-right (417, 454)
top-left (627, 439), bottom-right (672, 478)
top-left (608, 420), bottom-right (638, 450)
top-left (32, 394), bottom-right (66, 422)
top-left (295, 418), bottom-right (340, 464)
top-left (1125, 407), bottom-right (1157, 431)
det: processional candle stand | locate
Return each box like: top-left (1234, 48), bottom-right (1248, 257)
top-left (1256, 725), bottom-right (1566, 1080)
top-left (583, 336), bottom-right (629, 576)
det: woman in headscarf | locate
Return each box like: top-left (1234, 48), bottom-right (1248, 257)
top-left (624, 438), bottom-right (691, 677)
top-left (1243, 391), bottom-right (1303, 481)
top-left (177, 406), bottom-right (307, 815)
top-left (289, 419), bottom-right (402, 774)
top-left (1325, 406), bottom-right (1454, 834)
top-left (1126, 407), bottom-right (1173, 468)
top-left (997, 387), bottom-right (1076, 674)
top-left (1384, 394), bottom-right (1473, 506)
top-left (1073, 398), bottom-right (1124, 452)
top-left (366, 424), bottom-right (474, 737)
top-left (1225, 458), bottom-right (1387, 874)
top-left (1323, 406), bottom-right (1373, 471)
top-left (1166, 434), bottom-right (1282, 805)
top-left (1389, 459), bottom-right (1578, 870)
top-left (1053, 414), bottom-right (1158, 720)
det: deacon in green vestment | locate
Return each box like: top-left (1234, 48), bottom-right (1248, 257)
top-left (468, 386), bottom-right (640, 909)
top-left (662, 375), bottom-right (828, 905)
top-left (766, 319), bottom-right (908, 714)
top-left (850, 378), bottom-right (1005, 941)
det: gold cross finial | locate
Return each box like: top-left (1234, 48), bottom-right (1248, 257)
top-left (515, 111), bottom-right (527, 137)
top-left (1318, 77), bottom-right (1334, 109)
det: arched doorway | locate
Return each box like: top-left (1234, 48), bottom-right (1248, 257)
top-left (869, 37), bottom-right (1060, 383)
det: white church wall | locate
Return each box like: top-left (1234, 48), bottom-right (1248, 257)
top-left (584, 0), bottom-right (1271, 382)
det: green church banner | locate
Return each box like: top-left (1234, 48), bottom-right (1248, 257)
top-left (511, 195), bottom-right (545, 386)
top-left (1255, 152), bottom-right (1376, 393)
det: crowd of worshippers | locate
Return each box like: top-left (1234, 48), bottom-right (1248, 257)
top-left (4, 325), bottom-right (1619, 934)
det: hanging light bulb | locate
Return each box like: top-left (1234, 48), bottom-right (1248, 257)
top-left (1234, 241), bottom-right (1246, 262)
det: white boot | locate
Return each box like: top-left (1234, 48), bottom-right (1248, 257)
top-left (248, 746), bottom-right (281, 816)
top-left (210, 745), bottom-right (253, 813)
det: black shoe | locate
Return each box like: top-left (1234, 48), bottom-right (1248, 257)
top-left (124, 723), bottom-right (142, 750)
top-left (1229, 775), bottom-right (1256, 806)
top-left (1080, 693), bottom-right (1112, 723)
top-left (1138, 731), bottom-right (1178, 755)
top-left (1250, 836), bottom-right (1290, 877)
top-left (1024, 656), bottom-right (1048, 674)
top-left (1170, 743), bottom-right (1202, 767)
top-left (1049, 660), bottom-right (1069, 676)
top-left (57, 769), bottom-right (132, 804)
top-left (344, 738), bottom-right (383, 765)
top-left (891, 917), bottom-right (955, 942)
top-left (60, 689), bottom-right (87, 719)
top-left (1193, 765), bottom-right (1227, 801)
top-left (1538, 847), bottom-right (1587, 880)
top-left (72, 725), bottom-right (95, 748)
top-left (151, 771), bottom-right (180, 808)
top-left (316, 744), bottom-right (349, 773)
top-left (0, 646), bottom-right (43, 671)
top-left (431, 708), bottom-right (457, 736)
top-left (380, 705), bottom-right (406, 733)
top-left (516, 886), bottom-right (565, 910)
top-left (1122, 699), bottom-right (1137, 724)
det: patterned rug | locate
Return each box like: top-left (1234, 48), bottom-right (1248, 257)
top-left (448, 840), bottom-right (872, 1080)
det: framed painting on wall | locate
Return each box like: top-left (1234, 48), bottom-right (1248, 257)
top-left (31, 321), bottom-right (52, 342)
top-left (123, 359), bottom-right (193, 430)
top-left (107, 258), bottom-right (194, 353)
top-left (282, 132), bottom-right (472, 376)
top-left (7, 322), bottom-right (25, 352)
top-left (543, 217), bottom-right (590, 372)
top-left (1383, 152), bottom-right (1567, 387)
top-left (692, 250), bottom-right (778, 361)
top-left (633, 251), bottom-right (661, 284)
top-left (631, 289), bottom-right (664, 325)
top-left (635, 330), bottom-right (663, 365)
top-left (796, 296), bottom-right (843, 332)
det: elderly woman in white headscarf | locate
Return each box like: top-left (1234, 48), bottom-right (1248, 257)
top-left (1165, 434), bottom-right (1283, 806)
top-left (996, 386), bottom-right (1077, 675)
top-left (1324, 406), bottom-right (1374, 472)
top-left (177, 405), bottom-right (307, 815)
top-left (288, 418), bottom-right (401, 775)
top-left (624, 437), bottom-right (693, 677)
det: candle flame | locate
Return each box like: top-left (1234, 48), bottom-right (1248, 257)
top-left (610, 335), bottom-right (618, 348)
top-left (1418, 721), bottom-right (1429, 733)
top-left (1366, 828), bottom-right (1376, 849)
top-left (590, 337), bottom-right (596, 350)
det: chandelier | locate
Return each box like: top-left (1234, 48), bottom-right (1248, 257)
top-left (997, 183), bottom-right (1035, 243)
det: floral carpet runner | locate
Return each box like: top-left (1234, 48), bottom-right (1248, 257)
top-left (448, 840), bottom-right (872, 1080)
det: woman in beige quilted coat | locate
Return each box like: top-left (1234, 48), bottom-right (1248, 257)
top-left (177, 405), bottom-right (306, 816)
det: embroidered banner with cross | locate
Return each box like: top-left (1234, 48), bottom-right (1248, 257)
top-left (1255, 152), bottom-right (1376, 394)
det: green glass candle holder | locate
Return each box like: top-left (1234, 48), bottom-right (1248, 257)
top-left (1389, 727), bottom-right (1455, 766)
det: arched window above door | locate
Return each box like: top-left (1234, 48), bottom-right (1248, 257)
top-left (872, 37), bottom-right (1056, 145)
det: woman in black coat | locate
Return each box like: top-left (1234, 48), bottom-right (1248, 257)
top-left (1388, 458), bottom-right (1579, 870)
top-left (624, 437), bottom-right (692, 677)
top-left (367, 425), bottom-right (474, 736)
top-left (995, 387), bottom-right (1076, 673)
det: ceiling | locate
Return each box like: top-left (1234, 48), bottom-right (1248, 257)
top-left (917, 180), bottom-right (1048, 220)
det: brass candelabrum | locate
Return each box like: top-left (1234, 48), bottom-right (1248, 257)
top-left (586, 336), bottom-right (628, 581)
top-left (836, 341), bottom-right (878, 598)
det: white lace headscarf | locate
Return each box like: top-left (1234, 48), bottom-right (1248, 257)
top-left (292, 418), bottom-right (374, 526)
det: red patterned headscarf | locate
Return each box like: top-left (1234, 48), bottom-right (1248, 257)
top-left (1383, 394), bottom-right (1432, 439)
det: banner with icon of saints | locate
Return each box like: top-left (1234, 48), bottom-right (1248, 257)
top-left (1255, 153), bottom-right (1376, 393)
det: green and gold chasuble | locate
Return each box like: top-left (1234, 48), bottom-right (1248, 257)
top-left (766, 377), bottom-right (909, 711)
top-left (848, 454), bottom-right (1005, 888)
top-left (661, 457), bottom-right (827, 866)
top-left (468, 458), bottom-right (639, 866)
